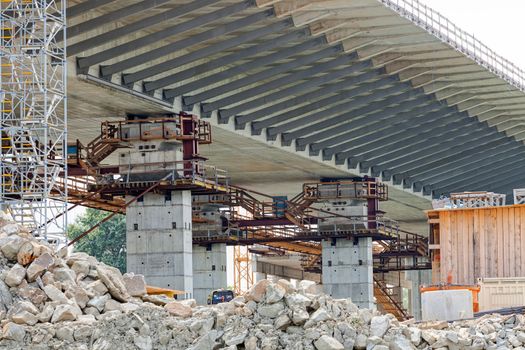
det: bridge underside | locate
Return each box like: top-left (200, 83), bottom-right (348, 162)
top-left (66, 0), bottom-right (525, 231)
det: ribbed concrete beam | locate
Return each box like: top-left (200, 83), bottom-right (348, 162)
top-left (220, 60), bottom-right (372, 125)
top-left (302, 94), bottom-right (434, 153)
top-left (165, 36), bottom-right (330, 101)
top-left (69, 0), bottom-right (220, 55)
top-left (307, 101), bottom-right (445, 155)
top-left (280, 86), bottom-right (412, 145)
top-left (186, 45), bottom-right (342, 109)
top-left (150, 29), bottom-right (308, 98)
top-left (206, 53), bottom-right (361, 119)
top-left (251, 73), bottom-right (390, 135)
top-left (113, 12), bottom-right (284, 83)
top-left (77, 1), bottom-right (252, 69)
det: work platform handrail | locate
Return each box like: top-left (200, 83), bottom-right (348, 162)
top-left (381, 0), bottom-right (525, 92)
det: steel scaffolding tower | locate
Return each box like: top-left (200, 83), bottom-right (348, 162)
top-left (0, 0), bottom-right (67, 238)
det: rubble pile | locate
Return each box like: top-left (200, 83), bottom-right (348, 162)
top-left (0, 214), bottom-right (523, 350)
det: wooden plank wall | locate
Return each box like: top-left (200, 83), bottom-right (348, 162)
top-left (435, 206), bottom-right (525, 285)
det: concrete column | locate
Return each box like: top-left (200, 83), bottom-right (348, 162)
top-left (406, 269), bottom-right (432, 320)
top-left (192, 243), bottom-right (227, 305)
top-left (126, 190), bottom-right (193, 298)
top-left (322, 237), bottom-right (374, 309)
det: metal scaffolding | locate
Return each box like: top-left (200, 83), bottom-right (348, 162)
top-left (0, 0), bottom-right (67, 238)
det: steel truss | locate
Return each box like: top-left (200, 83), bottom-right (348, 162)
top-left (0, 0), bottom-right (67, 238)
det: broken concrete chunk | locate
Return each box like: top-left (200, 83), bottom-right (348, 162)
top-left (51, 304), bottom-right (80, 323)
top-left (96, 265), bottom-right (130, 302)
top-left (245, 279), bottom-right (269, 302)
top-left (123, 273), bottom-right (147, 297)
top-left (5, 263), bottom-right (26, 287)
top-left (43, 284), bottom-right (68, 303)
top-left (87, 294), bottom-right (111, 312)
top-left (2, 322), bottom-right (26, 342)
top-left (164, 301), bottom-right (193, 318)
top-left (86, 279), bottom-right (109, 296)
top-left (11, 310), bottom-right (38, 326)
top-left (265, 283), bottom-right (286, 304)
top-left (0, 236), bottom-right (27, 260)
top-left (314, 335), bottom-right (345, 350)
top-left (52, 267), bottom-right (76, 284)
top-left (26, 253), bottom-right (54, 281)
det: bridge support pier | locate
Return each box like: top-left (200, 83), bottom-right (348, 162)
top-left (126, 191), bottom-right (193, 298)
top-left (192, 243), bottom-right (227, 305)
top-left (322, 237), bottom-right (374, 309)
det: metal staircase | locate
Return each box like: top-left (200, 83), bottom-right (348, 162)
top-left (374, 276), bottom-right (410, 320)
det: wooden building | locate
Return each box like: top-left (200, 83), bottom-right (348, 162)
top-left (427, 205), bottom-right (525, 285)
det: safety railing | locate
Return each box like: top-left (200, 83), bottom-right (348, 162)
top-left (380, 0), bottom-right (525, 92)
top-left (303, 181), bottom-right (388, 201)
top-left (119, 158), bottom-right (230, 190)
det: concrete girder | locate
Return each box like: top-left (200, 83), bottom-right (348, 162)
top-left (291, 10), bottom-right (331, 26)
top-left (264, 79), bottom-right (405, 139)
top-left (309, 19), bottom-right (348, 35)
top-left (384, 130), bottom-right (508, 184)
top-left (410, 144), bottom-right (524, 191)
top-left (303, 94), bottom-right (435, 152)
top-left (476, 111), bottom-right (509, 124)
top-left (184, 44), bottom-right (342, 108)
top-left (67, 0), bottom-right (173, 40)
top-left (435, 162), bottom-right (525, 196)
top-left (383, 60), bottom-right (419, 74)
top-left (503, 124), bottom-right (525, 137)
top-left (466, 105), bottom-right (498, 117)
top-left (251, 73), bottom-right (390, 135)
top-left (151, 29), bottom-right (308, 97)
top-left (205, 52), bottom-right (360, 111)
top-left (421, 82), bottom-right (456, 94)
top-left (456, 100), bottom-right (488, 112)
top-left (333, 113), bottom-right (467, 166)
top-left (348, 120), bottom-right (478, 171)
top-left (419, 153), bottom-right (525, 194)
top-left (370, 52), bottom-right (404, 66)
top-left (308, 102), bottom-right (447, 155)
top-left (379, 126), bottom-right (506, 182)
top-left (66, 0), bottom-right (116, 19)
top-left (280, 86), bottom-right (413, 145)
top-left (342, 37), bottom-right (378, 52)
top-left (486, 176), bottom-right (525, 197)
top-left (397, 68), bottom-right (433, 82)
top-left (443, 94), bottom-right (477, 106)
top-left (69, 0), bottom-right (221, 56)
top-left (76, 1), bottom-right (252, 69)
top-left (103, 10), bottom-right (275, 80)
top-left (273, 0), bottom-right (313, 17)
top-left (496, 120), bottom-right (525, 132)
top-left (165, 36), bottom-right (330, 101)
top-left (337, 108), bottom-right (458, 168)
top-left (513, 131), bottom-right (525, 142)
top-left (210, 55), bottom-right (365, 121)
top-left (324, 28), bottom-right (363, 43)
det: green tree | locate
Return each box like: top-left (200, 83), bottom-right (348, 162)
top-left (67, 208), bottom-right (126, 273)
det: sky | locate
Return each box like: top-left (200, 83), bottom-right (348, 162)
top-left (418, 0), bottom-right (525, 69)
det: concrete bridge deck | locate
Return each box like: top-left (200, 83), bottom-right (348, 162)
top-left (66, 0), bottom-right (525, 232)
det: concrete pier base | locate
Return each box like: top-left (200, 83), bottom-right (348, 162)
top-left (192, 243), bottom-right (227, 305)
top-left (322, 237), bottom-right (374, 309)
top-left (126, 190), bottom-right (193, 298)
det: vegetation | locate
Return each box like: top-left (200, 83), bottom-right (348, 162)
top-left (67, 208), bottom-right (127, 273)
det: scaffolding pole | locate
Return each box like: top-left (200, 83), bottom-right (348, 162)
top-left (0, 0), bottom-right (67, 239)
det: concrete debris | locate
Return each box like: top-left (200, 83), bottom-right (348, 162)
top-left (0, 221), bottom-right (524, 349)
